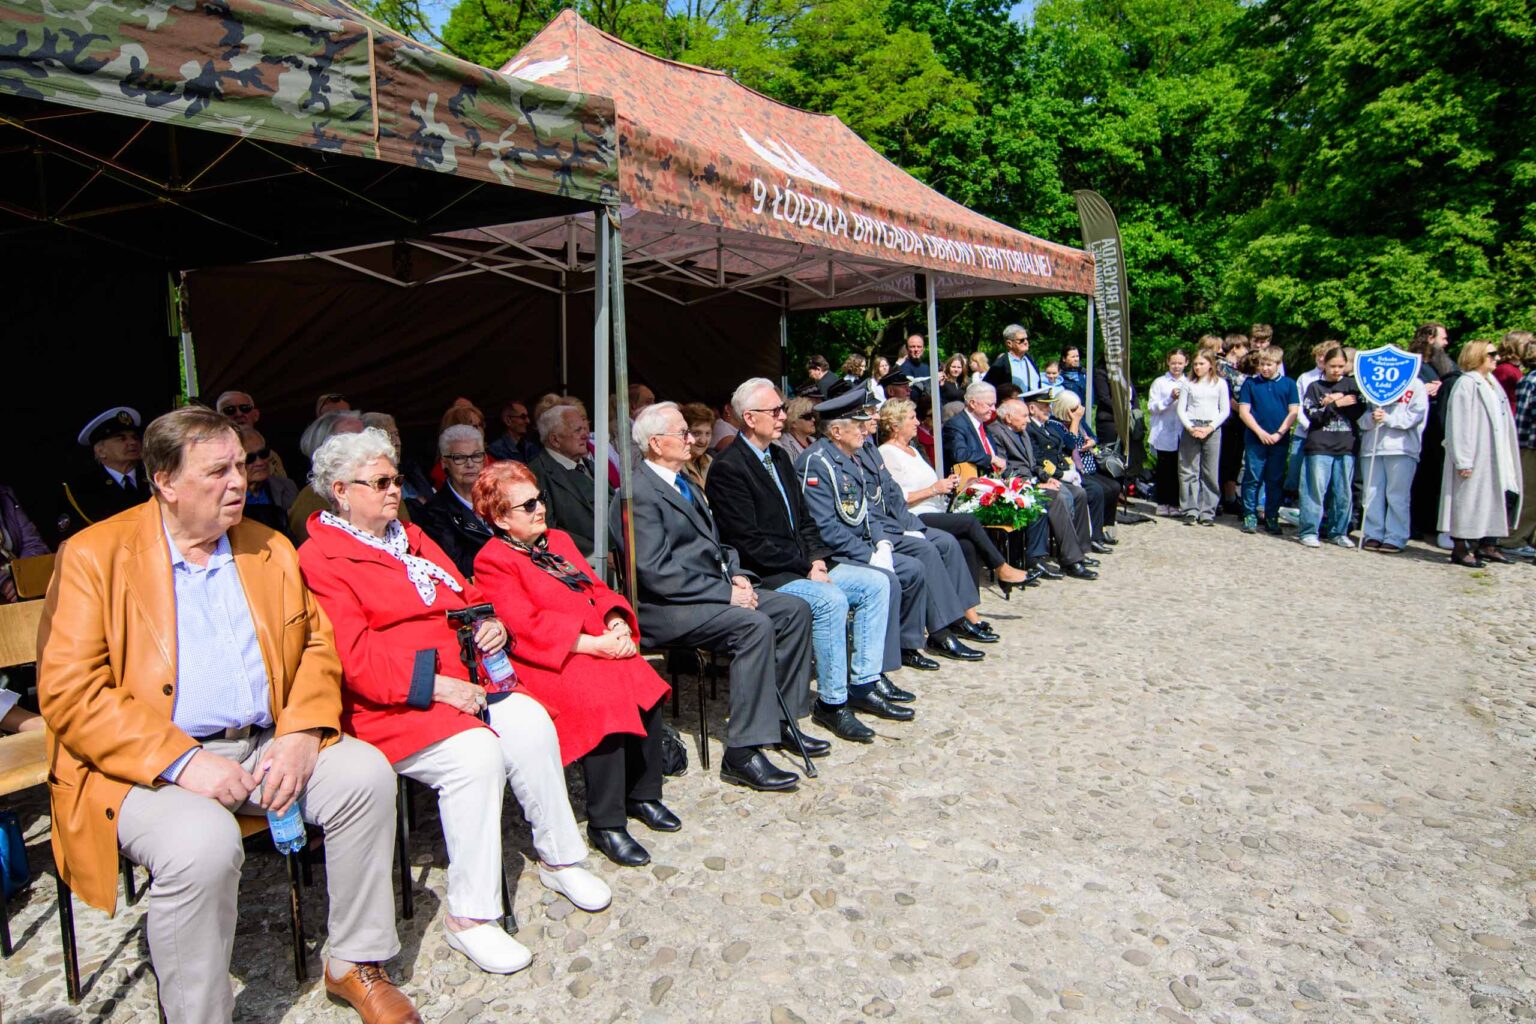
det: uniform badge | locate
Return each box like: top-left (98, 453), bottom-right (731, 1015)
top-left (806, 475), bottom-right (819, 487)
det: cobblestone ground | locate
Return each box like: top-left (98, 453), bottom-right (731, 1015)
top-left (3, 512), bottom-right (1534, 1023)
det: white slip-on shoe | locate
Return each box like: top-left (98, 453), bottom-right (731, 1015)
top-left (444, 922), bottom-right (533, 974)
top-left (539, 864), bottom-right (612, 912)
top-left (1298, 534), bottom-right (1322, 548)
top-left (1332, 534), bottom-right (1355, 548)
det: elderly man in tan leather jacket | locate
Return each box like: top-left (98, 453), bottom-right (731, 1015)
top-left (38, 407), bottom-right (419, 1024)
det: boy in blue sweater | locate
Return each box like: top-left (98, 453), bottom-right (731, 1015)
top-left (1236, 346), bottom-right (1301, 533)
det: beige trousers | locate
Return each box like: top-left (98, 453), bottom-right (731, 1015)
top-left (117, 731), bottom-right (399, 1024)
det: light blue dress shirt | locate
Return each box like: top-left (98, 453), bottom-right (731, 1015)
top-left (159, 527), bottom-right (273, 781)
top-left (1008, 353), bottom-right (1043, 393)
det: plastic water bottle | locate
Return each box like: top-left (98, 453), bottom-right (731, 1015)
top-left (267, 800), bottom-right (306, 855)
top-left (481, 648), bottom-right (516, 686)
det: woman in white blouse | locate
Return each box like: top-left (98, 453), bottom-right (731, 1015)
top-left (1176, 350), bottom-right (1231, 524)
top-left (1146, 348), bottom-right (1189, 515)
top-left (877, 400), bottom-right (1030, 595)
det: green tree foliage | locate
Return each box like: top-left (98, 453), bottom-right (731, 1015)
top-left (412, 0), bottom-right (1535, 383)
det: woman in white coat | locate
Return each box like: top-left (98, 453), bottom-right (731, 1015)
top-left (1439, 339), bottom-right (1523, 567)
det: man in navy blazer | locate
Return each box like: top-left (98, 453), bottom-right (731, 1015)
top-left (942, 381), bottom-right (1010, 475)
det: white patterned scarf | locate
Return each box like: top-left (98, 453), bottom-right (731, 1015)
top-left (319, 511), bottom-right (462, 606)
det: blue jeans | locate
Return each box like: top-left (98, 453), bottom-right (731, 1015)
top-left (776, 562), bottom-right (890, 704)
top-left (1298, 452), bottom-right (1355, 539)
top-left (1283, 432), bottom-right (1305, 498)
top-left (1241, 440), bottom-right (1287, 523)
top-left (1359, 453), bottom-right (1417, 548)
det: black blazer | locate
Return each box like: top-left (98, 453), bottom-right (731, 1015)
top-left (59, 463), bottom-right (152, 538)
top-left (705, 435), bottom-right (834, 589)
top-left (414, 485), bottom-right (493, 579)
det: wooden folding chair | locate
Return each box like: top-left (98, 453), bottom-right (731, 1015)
top-left (9, 554), bottom-right (55, 601)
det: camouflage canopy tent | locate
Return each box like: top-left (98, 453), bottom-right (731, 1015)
top-left (185, 12), bottom-right (1096, 563)
top-left (0, 0), bottom-right (616, 531)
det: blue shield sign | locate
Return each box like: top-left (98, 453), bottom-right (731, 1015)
top-left (1354, 345), bottom-right (1422, 406)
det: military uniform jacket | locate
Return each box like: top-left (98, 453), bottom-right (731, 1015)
top-left (795, 439), bottom-right (886, 560)
top-left (1025, 420), bottom-right (1071, 481)
top-left (60, 463), bottom-right (152, 538)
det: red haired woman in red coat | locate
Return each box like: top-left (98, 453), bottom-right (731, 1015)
top-left (472, 460), bottom-right (677, 868)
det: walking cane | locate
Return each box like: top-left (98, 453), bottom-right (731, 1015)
top-left (450, 613), bottom-right (519, 935)
top-left (775, 688), bottom-right (817, 778)
top-left (1358, 401), bottom-right (1380, 554)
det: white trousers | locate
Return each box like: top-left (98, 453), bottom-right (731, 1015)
top-left (394, 693), bottom-right (587, 919)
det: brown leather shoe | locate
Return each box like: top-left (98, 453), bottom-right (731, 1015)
top-left (325, 962), bottom-right (423, 1024)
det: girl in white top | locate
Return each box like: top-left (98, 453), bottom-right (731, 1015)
top-left (1175, 351), bottom-right (1230, 523)
top-left (1146, 349), bottom-right (1189, 515)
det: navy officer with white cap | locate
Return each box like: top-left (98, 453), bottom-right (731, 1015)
top-left (59, 406), bottom-right (152, 537)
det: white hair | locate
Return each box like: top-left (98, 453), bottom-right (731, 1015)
top-left (537, 403), bottom-right (583, 443)
top-left (310, 428), bottom-right (397, 508)
top-left (730, 377), bottom-right (778, 419)
top-left (996, 399), bottom-right (1028, 424)
top-left (438, 423), bottom-right (484, 455)
top-left (1002, 324), bottom-right (1026, 341)
top-left (215, 389), bottom-right (252, 410)
top-left (633, 401), bottom-right (681, 454)
top-left (299, 410), bottom-right (364, 458)
top-left (964, 380), bottom-right (996, 404)
top-left (361, 411), bottom-right (396, 432)
top-left (1050, 389), bottom-right (1082, 420)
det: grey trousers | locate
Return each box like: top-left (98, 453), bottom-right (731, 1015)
top-left (667, 588), bottom-right (813, 748)
top-left (890, 531), bottom-right (970, 629)
top-left (1178, 429), bottom-right (1222, 520)
top-left (117, 732), bottom-right (399, 1024)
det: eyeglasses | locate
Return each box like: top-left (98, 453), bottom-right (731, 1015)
top-left (444, 451), bottom-right (487, 465)
top-left (348, 474), bottom-right (406, 492)
top-left (656, 430), bottom-right (696, 440)
top-left (748, 405), bottom-right (788, 417)
top-left (318, 393), bottom-right (347, 405)
top-left (245, 447), bottom-right (271, 463)
top-left (508, 494), bottom-right (544, 515)
top-left (221, 403), bottom-right (254, 416)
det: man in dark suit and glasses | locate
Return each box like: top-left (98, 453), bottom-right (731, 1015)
top-left (617, 402), bottom-right (814, 792)
top-left (708, 378), bottom-right (911, 746)
top-left (529, 404), bottom-right (605, 559)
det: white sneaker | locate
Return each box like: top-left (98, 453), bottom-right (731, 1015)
top-left (1332, 534), bottom-right (1355, 548)
top-left (444, 922), bottom-right (533, 974)
top-left (1436, 532), bottom-right (1454, 550)
top-left (1299, 534), bottom-right (1322, 548)
top-left (539, 864), bottom-right (611, 912)
top-left (1278, 507), bottom-right (1300, 525)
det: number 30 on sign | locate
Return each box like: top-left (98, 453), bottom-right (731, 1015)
top-left (1354, 345), bottom-right (1422, 406)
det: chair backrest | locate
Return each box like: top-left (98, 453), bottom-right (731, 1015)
top-left (10, 554), bottom-right (55, 601)
top-left (953, 461), bottom-right (980, 485)
top-left (0, 600), bottom-right (44, 672)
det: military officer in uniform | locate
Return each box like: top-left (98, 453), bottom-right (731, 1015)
top-left (798, 388), bottom-right (985, 668)
top-left (59, 406), bottom-right (152, 538)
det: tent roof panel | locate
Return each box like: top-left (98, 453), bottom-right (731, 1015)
top-left (503, 11), bottom-right (1092, 296)
top-left (0, 0), bottom-right (618, 203)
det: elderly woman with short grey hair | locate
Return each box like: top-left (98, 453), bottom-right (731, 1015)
top-left (416, 424), bottom-right (493, 577)
top-left (299, 428), bottom-right (611, 978)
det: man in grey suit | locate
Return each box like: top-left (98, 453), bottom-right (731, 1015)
top-left (528, 404), bottom-right (605, 558)
top-left (618, 402), bottom-right (814, 792)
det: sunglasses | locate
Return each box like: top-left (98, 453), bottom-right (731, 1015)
top-left (348, 474), bottom-right (406, 492)
top-left (748, 405), bottom-right (788, 417)
top-left (244, 447), bottom-right (271, 463)
top-left (508, 494), bottom-right (544, 515)
top-left (221, 403), bottom-right (254, 416)
top-left (797, 413), bottom-right (815, 422)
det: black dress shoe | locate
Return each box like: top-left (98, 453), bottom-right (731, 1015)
top-left (926, 634), bottom-right (985, 661)
top-left (874, 675), bottom-right (915, 703)
top-left (973, 619), bottom-right (992, 632)
top-left (955, 620), bottom-right (999, 644)
top-left (587, 825), bottom-right (650, 867)
top-left (1080, 556), bottom-right (1100, 567)
top-left (778, 724), bottom-right (831, 759)
top-left (1089, 541), bottom-right (1112, 554)
top-left (1101, 535), bottom-right (1119, 545)
top-left (1029, 562), bottom-right (1063, 581)
top-left (1022, 568), bottom-right (1043, 586)
top-left (625, 799), bottom-right (682, 832)
top-left (1064, 562), bottom-right (1099, 580)
top-left (720, 749), bottom-right (799, 791)
top-left (811, 701), bottom-right (876, 742)
top-left (901, 649), bottom-right (941, 671)
top-left (848, 688), bottom-right (915, 721)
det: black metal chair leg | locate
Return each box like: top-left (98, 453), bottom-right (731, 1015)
top-left (697, 661), bottom-right (710, 770)
top-left (121, 854), bottom-right (142, 906)
top-left (396, 776), bottom-right (413, 921)
top-left (709, 651), bottom-right (719, 700)
top-left (57, 874), bottom-right (81, 1003)
top-left (499, 863), bottom-right (517, 935)
top-left (285, 853), bottom-right (307, 981)
top-left (300, 843), bottom-right (314, 888)
top-left (1, 879), bottom-right (11, 957)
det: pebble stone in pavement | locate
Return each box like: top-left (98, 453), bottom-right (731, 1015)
top-left (2, 510), bottom-right (1533, 1022)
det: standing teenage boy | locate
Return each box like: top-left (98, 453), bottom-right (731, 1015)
top-left (1237, 346), bottom-right (1301, 534)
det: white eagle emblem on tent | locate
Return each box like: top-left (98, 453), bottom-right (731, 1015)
top-left (738, 128), bottom-right (841, 191)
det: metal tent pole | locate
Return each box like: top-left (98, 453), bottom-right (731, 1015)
top-left (610, 212), bottom-right (635, 581)
top-left (1085, 298), bottom-right (1096, 417)
top-left (559, 276), bottom-right (569, 394)
top-left (592, 211), bottom-right (612, 569)
top-left (779, 305), bottom-right (790, 394)
top-left (172, 272), bottom-right (199, 402)
top-left (925, 275), bottom-right (944, 473)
